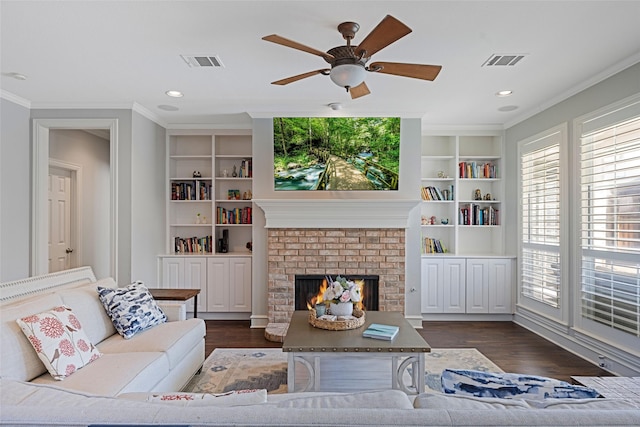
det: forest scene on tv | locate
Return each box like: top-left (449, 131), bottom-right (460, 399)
top-left (273, 117), bottom-right (400, 191)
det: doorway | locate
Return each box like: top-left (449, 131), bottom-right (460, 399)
top-left (48, 161), bottom-right (81, 273)
top-left (32, 119), bottom-right (118, 279)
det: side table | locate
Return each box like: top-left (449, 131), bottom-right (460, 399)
top-left (149, 288), bottom-right (201, 318)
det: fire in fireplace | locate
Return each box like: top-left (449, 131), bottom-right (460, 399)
top-left (294, 275), bottom-right (379, 311)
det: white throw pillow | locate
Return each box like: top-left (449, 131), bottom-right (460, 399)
top-left (16, 305), bottom-right (102, 380)
top-left (97, 281), bottom-right (166, 339)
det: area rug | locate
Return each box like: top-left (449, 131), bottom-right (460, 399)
top-left (183, 348), bottom-right (503, 394)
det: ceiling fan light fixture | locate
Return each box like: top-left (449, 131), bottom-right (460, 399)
top-left (330, 63), bottom-right (366, 89)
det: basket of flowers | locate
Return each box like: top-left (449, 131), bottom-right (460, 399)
top-left (308, 275), bottom-right (366, 330)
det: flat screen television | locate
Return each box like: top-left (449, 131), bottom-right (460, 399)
top-left (273, 117), bottom-right (400, 191)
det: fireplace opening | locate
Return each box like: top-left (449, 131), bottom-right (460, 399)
top-left (294, 275), bottom-right (379, 311)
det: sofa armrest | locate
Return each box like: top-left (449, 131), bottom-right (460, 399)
top-left (157, 301), bottom-right (186, 321)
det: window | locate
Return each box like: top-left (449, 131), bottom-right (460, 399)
top-left (518, 126), bottom-right (565, 316)
top-left (580, 114), bottom-right (640, 338)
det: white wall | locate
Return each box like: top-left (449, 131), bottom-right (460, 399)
top-left (49, 129), bottom-right (110, 279)
top-left (0, 98), bottom-right (31, 281)
top-left (130, 111), bottom-right (166, 285)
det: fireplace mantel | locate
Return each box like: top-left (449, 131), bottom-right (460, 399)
top-left (254, 199), bottom-right (419, 228)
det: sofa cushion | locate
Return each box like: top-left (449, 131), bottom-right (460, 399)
top-left (118, 389), bottom-right (268, 407)
top-left (441, 369), bottom-right (601, 399)
top-left (414, 391), bottom-right (530, 409)
top-left (97, 318), bottom-right (204, 369)
top-left (275, 390), bottom-right (414, 409)
top-left (16, 305), bottom-right (102, 380)
top-left (31, 351), bottom-right (170, 396)
top-left (0, 294), bottom-right (64, 381)
top-left (97, 281), bottom-right (167, 339)
top-left (58, 278), bottom-right (117, 344)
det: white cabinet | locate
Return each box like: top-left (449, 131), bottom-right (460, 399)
top-left (422, 257), bottom-right (513, 315)
top-left (161, 255), bottom-right (251, 313)
top-left (206, 257), bottom-right (252, 312)
top-left (421, 258), bottom-right (465, 313)
top-left (161, 257), bottom-right (207, 313)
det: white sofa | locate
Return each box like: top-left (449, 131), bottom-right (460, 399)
top-left (0, 266), bottom-right (205, 396)
top-left (1, 268), bottom-right (639, 426)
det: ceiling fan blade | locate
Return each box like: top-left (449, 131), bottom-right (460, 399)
top-left (349, 82), bottom-right (370, 99)
top-left (355, 15), bottom-right (412, 58)
top-left (369, 62), bottom-right (442, 81)
top-left (271, 69), bottom-right (330, 86)
top-left (262, 34), bottom-right (334, 62)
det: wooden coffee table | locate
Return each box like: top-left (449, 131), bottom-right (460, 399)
top-left (283, 311), bottom-right (430, 394)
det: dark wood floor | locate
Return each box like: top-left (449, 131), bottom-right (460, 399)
top-left (204, 320), bottom-right (612, 383)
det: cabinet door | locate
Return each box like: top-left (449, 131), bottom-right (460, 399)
top-left (488, 259), bottom-right (513, 313)
top-left (162, 258), bottom-right (184, 288)
top-left (421, 259), bottom-right (443, 313)
top-left (206, 258), bottom-right (229, 311)
top-left (466, 259), bottom-right (489, 313)
top-left (229, 257), bottom-right (252, 312)
top-left (184, 258), bottom-right (207, 313)
top-left (443, 258), bottom-right (466, 313)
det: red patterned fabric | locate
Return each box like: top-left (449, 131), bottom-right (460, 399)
top-left (16, 305), bottom-right (102, 380)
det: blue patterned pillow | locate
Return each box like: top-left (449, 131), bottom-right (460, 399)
top-left (97, 281), bottom-right (167, 339)
top-left (441, 369), bottom-right (600, 400)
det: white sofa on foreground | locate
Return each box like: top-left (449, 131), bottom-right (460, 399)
top-left (0, 266), bottom-right (205, 396)
top-left (2, 268), bottom-right (640, 427)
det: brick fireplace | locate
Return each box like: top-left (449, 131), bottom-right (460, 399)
top-left (267, 228), bottom-right (405, 324)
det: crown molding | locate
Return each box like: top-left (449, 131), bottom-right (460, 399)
top-left (0, 90), bottom-right (31, 109)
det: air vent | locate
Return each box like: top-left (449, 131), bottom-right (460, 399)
top-left (482, 54), bottom-right (527, 67)
top-left (180, 55), bottom-right (225, 68)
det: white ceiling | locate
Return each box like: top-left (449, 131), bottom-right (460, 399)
top-left (2, 1), bottom-right (640, 128)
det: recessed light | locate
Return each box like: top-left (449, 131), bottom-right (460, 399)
top-left (328, 103), bottom-right (342, 110)
top-left (496, 90), bottom-right (513, 97)
top-left (165, 90), bottom-right (183, 98)
top-left (498, 105), bottom-right (518, 112)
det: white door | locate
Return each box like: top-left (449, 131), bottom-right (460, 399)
top-left (48, 168), bottom-right (73, 272)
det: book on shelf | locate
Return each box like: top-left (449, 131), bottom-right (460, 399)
top-left (458, 204), bottom-right (499, 225)
top-left (362, 323), bottom-right (399, 341)
top-left (216, 206), bottom-right (252, 225)
top-left (421, 185), bottom-right (453, 201)
top-left (458, 162), bottom-right (497, 179)
top-left (174, 235), bottom-right (213, 253)
top-left (422, 237), bottom-right (447, 254)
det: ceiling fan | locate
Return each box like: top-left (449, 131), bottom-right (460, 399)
top-left (262, 15), bottom-right (442, 99)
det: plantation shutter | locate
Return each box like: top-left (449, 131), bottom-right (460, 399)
top-left (580, 115), bottom-right (640, 337)
top-left (520, 135), bottom-right (561, 308)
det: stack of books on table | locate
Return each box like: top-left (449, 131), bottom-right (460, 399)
top-left (362, 323), bottom-right (400, 341)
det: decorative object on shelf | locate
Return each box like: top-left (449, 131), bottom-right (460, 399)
top-left (437, 170), bottom-right (446, 178)
top-left (484, 193), bottom-right (492, 200)
top-left (421, 215), bottom-right (428, 225)
top-left (474, 189), bottom-right (482, 200)
top-left (223, 169), bottom-right (229, 177)
top-left (246, 241), bottom-right (252, 252)
top-left (195, 213), bottom-right (202, 224)
top-left (232, 165), bottom-right (238, 177)
top-left (441, 218), bottom-right (449, 225)
top-left (193, 170), bottom-right (201, 178)
top-left (430, 216), bottom-right (436, 225)
top-left (308, 306), bottom-right (365, 331)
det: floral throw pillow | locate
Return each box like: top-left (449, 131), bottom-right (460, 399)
top-left (97, 281), bottom-right (167, 339)
top-left (16, 305), bottom-right (102, 380)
